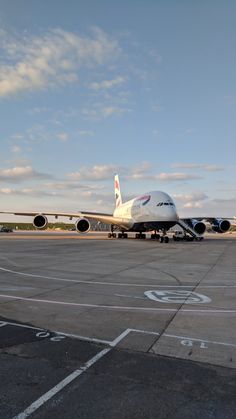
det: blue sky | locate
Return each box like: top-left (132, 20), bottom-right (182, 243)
top-left (0, 0), bottom-right (236, 220)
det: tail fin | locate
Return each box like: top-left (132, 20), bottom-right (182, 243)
top-left (114, 174), bottom-right (122, 208)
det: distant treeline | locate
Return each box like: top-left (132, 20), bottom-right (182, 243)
top-left (0, 221), bottom-right (110, 231)
top-left (0, 221), bottom-right (235, 232)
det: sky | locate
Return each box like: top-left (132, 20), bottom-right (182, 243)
top-left (0, 0), bottom-right (236, 222)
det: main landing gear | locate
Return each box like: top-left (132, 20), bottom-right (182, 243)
top-left (159, 235), bottom-right (169, 243)
top-left (108, 232), bottom-right (116, 238)
top-left (108, 226), bottom-right (128, 239)
top-left (118, 232), bottom-right (128, 239)
top-left (108, 225), bottom-right (116, 238)
top-left (135, 233), bottom-right (146, 239)
top-left (150, 230), bottom-right (160, 240)
top-left (160, 230), bottom-right (169, 243)
top-left (150, 230), bottom-right (169, 243)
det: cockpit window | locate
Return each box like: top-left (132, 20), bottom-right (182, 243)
top-left (157, 202), bottom-right (174, 207)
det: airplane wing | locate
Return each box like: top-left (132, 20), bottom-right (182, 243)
top-left (0, 210), bottom-right (127, 227)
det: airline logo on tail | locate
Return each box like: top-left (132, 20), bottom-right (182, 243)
top-left (115, 174), bottom-right (122, 208)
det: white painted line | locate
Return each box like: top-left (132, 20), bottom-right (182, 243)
top-left (0, 321), bottom-right (7, 327)
top-left (180, 309), bottom-right (236, 314)
top-left (2, 321), bottom-right (113, 346)
top-left (1, 321), bottom-right (44, 331)
top-left (0, 293), bottom-right (236, 314)
top-left (110, 329), bottom-right (131, 347)
top-left (0, 293), bottom-right (177, 312)
top-left (120, 328), bottom-right (236, 350)
top-left (114, 293), bottom-right (146, 300)
top-left (1, 265), bottom-right (236, 289)
top-left (128, 328), bottom-right (160, 336)
top-left (13, 347), bottom-right (111, 419)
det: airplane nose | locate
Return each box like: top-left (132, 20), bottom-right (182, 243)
top-left (166, 206), bottom-right (178, 221)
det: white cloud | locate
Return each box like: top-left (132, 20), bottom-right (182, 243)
top-left (130, 162), bottom-right (152, 179)
top-left (152, 105), bottom-right (162, 112)
top-left (0, 28), bottom-right (119, 98)
top-left (11, 145), bottom-right (21, 153)
top-left (183, 201), bottom-right (203, 209)
top-left (56, 132), bottom-right (69, 142)
top-left (68, 164), bottom-right (124, 181)
top-left (68, 164), bottom-right (201, 184)
top-left (78, 130), bottom-right (94, 137)
top-left (10, 133), bottom-right (24, 141)
top-left (153, 172), bottom-right (202, 181)
top-left (172, 163), bottom-right (224, 172)
top-left (82, 104), bottom-right (131, 120)
top-left (173, 192), bottom-right (208, 210)
top-left (88, 76), bottom-right (126, 90)
top-left (0, 187), bottom-right (60, 197)
top-left (0, 166), bottom-right (52, 182)
top-left (0, 188), bottom-right (12, 194)
top-left (173, 192), bottom-right (208, 202)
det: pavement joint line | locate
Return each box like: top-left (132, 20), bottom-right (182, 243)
top-left (54, 330), bottom-right (112, 346)
top-left (1, 265), bottom-right (236, 288)
top-left (147, 240), bottom-right (233, 353)
top-left (1, 293), bottom-right (236, 313)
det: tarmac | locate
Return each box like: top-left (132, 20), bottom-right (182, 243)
top-left (0, 231), bottom-right (235, 418)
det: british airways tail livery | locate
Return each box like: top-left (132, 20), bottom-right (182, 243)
top-left (0, 174), bottom-right (232, 243)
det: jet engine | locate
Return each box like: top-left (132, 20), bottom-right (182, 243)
top-left (75, 218), bottom-right (91, 233)
top-left (191, 219), bottom-right (206, 235)
top-left (211, 218), bottom-right (231, 233)
top-left (33, 214), bottom-right (48, 229)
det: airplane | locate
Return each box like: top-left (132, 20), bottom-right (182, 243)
top-left (0, 175), bottom-right (232, 243)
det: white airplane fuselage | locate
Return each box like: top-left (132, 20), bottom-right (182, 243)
top-left (113, 191), bottom-right (178, 231)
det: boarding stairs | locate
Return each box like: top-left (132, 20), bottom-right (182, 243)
top-left (176, 219), bottom-right (202, 240)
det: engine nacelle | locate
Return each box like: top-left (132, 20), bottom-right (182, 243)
top-left (75, 218), bottom-right (90, 233)
top-left (33, 214), bottom-right (48, 230)
top-left (211, 218), bottom-right (231, 233)
top-left (191, 219), bottom-right (206, 235)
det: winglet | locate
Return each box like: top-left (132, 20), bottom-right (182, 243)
top-left (114, 174), bottom-right (122, 208)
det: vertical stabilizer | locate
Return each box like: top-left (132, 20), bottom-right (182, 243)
top-left (114, 174), bottom-right (122, 208)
